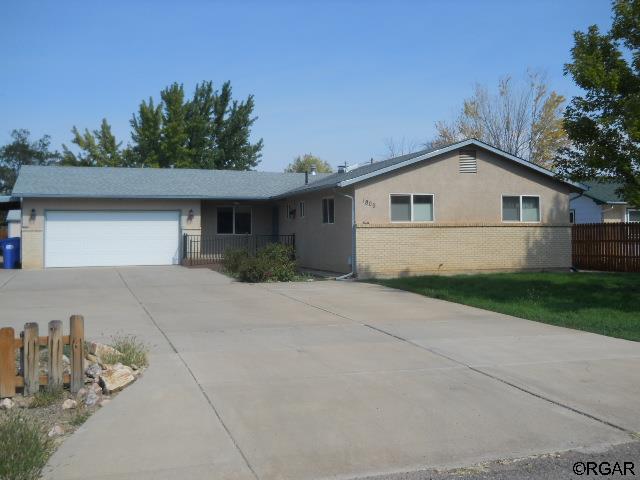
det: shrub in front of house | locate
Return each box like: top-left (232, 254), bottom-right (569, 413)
top-left (226, 243), bottom-right (297, 282)
top-left (222, 247), bottom-right (249, 274)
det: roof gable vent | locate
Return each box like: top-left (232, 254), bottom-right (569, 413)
top-left (459, 150), bottom-right (477, 173)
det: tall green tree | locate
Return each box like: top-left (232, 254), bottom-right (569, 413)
top-left (558, 0), bottom-right (640, 204)
top-left (128, 80), bottom-right (262, 170)
top-left (62, 119), bottom-right (124, 167)
top-left (285, 154), bottom-right (333, 173)
top-left (130, 97), bottom-right (163, 167)
top-left (0, 129), bottom-right (60, 194)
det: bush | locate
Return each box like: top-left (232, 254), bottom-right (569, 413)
top-left (102, 335), bottom-right (149, 368)
top-left (223, 247), bottom-right (249, 274)
top-left (0, 413), bottom-right (52, 480)
top-left (237, 243), bottom-right (297, 282)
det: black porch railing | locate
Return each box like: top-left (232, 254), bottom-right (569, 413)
top-left (182, 233), bottom-right (295, 266)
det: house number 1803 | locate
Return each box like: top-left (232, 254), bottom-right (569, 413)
top-left (362, 199), bottom-right (376, 208)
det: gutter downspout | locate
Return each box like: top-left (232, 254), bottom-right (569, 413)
top-left (335, 190), bottom-right (356, 280)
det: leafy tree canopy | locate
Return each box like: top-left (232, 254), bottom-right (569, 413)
top-left (0, 129), bottom-right (60, 194)
top-left (284, 154), bottom-right (333, 173)
top-left (558, 0), bottom-right (640, 204)
top-left (64, 80), bottom-right (263, 170)
top-left (430, 72), bottom-right (569, 169)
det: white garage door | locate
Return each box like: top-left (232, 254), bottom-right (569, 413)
top-left (45, 210), bottom-right (181, 268)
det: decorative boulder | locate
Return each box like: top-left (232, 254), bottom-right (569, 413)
top-left (99, 364), bottom-right (135, 393)
top-left (0, 398), bottom-right (14, 410)
top-left (62, 399), bottom-right (77, 410)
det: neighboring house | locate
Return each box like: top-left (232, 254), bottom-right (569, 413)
top-left (570, 181), bottom-right (639, 224)
top-left (11, 139), bottom-right (583, 277)
top-left (6, 210), bottom-right (21, 238)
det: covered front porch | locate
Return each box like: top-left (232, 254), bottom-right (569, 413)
top-left (183, 200), bottom-right (293, 265)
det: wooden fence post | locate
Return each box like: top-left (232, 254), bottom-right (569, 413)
top-left (22, 323), bottom-right (39, 395)
top-left (69, 315), bottom-right (84, 393)
top-left (0, 327), bottom-right (16, 398)
top-left (48, 320), bottom-right (63, 391)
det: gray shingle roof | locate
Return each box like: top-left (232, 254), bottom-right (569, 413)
top-left (581, 181), bottom-right (626, 204)
top-left (11, 139), bottom-right (583, 201)
top-left (12, 165), bottom-right (329, 200)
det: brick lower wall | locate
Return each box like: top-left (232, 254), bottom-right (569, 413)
top-left (356, 223), bottom-right (571, 278)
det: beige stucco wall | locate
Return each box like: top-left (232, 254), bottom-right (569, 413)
top-left (20, 198), bottom-right (201, 269)
top-left (354, 148), bottom-right (572, 224)
top-left (351, 147), bottom-right (574, 278)
top-left (278, 189), bottom-right (353, 273)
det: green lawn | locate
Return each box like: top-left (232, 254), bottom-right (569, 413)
top-left (370, 272), bottom-right (640, 341)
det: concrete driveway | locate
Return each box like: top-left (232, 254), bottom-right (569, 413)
top-left (0, 267), bottom-right (638, 480)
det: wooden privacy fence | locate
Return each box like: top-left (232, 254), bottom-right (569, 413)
top-left (572, 223), bottom-right (640, 272)
top-left (182, 233), bottom-right (296, 266)
top-left (0, 225), bottom-right (7, 240)
top-left (0, 315), bottom-right (85, 398)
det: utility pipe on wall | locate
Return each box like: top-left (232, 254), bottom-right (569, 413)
top-left (336, 190), bottom-right (356, 280)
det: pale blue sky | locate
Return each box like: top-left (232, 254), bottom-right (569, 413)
top-left (1, 1), bottom-right (612, 171)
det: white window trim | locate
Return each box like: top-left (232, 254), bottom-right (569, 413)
top-left (299, 201), bottom-right (305, 219)
top-left (627, 208), bottom-right (640, 222)
top-left (286, 203), bottom-right (295, 220)
top-left (569, 208), bottom-right (576, 224)
top-left (389, 193), bottom-right (435, 223)
top-left (501, 194), bottom-right (541, 223)
top-left (322, 197), bottom-right (335, 224)
top-left (216, 206), bottom-right (253, 235)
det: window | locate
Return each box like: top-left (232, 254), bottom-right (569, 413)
top-left (299, 201), bottom-right (305, 218)
top-left (286, 203), bottom-right (295, 220)
top-left (234, 206), bottom-right (252, 234)
top-left (322, 198), bottom-right (335, 224)
top-left (390, 194), bottom-right (434, 222)
top-left (627, 208), bottom-right (640, 222)
top-left (569, 209), bottom-right (576, 224)
top-left (502, 195), bottom-right (540, 222)
top-left (217, 206), bottom-right (252, 234)
top-left (459, 150), bottom-right (477, 173)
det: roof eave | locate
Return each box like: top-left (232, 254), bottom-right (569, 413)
top-left (336, 139), bottom-right (586, 191)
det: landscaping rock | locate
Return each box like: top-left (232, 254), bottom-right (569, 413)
top-left (62, 399), bottom-right (77, 410)
top-left (76, 387), bottom-right (88, 402)
top-left (87, 342), bottom-right (121, 364)
top-left (48, 424), bottom-right (64, 437)
top-left (85, 362), bottom-right (102, 379)
top-left (85, 353), bottom-right (99, 364)
top-left (0, 398), bottom-right (14, 410)
top-left (84, 389), bottom-right (101, 407)
top-left (13, 396), bottom-right (34, 408)
top-left (99, 364), bottom-right (135, 393)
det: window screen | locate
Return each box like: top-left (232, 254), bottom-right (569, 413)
top-left (390, 195), bottom-right (411, 221)
top-left (413, 195), bottom-right (433, 221)
top-left (522, 196), bottom-right (540, 222)
top-left (502, 196), bottom-right (520, 221)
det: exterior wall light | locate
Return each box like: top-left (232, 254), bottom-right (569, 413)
top-left (187, 209), bottom-right (194, 222)
top-left (30, 208), bottom-right (36, 221)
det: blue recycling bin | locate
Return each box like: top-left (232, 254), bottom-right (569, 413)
top-left (1, 237), bottom-right (20, 269)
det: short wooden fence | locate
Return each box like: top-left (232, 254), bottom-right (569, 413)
top-left (572, 223), bottom-right (640, 272)
top-left (0, 315), bottom-right (85, 398)
top-left (0, 225), bottom-right (7, 240)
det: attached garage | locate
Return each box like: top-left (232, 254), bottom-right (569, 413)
top-left (44, 210), bottom-right (181, 268)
